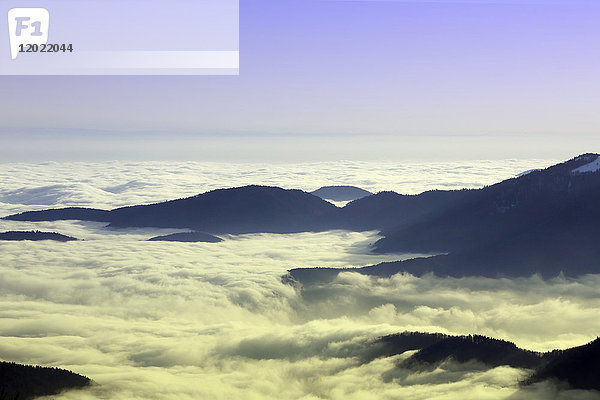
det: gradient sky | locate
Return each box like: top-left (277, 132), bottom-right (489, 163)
top-left (1, 0), bottom-right (599, 161)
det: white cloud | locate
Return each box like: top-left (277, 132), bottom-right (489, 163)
top-left (0, 160), bottom-right (598, 399)
top-left (0, 159), bottom-right (555, 213)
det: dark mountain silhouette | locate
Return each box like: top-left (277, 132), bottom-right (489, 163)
top-left (335, 189), bottom-right (472, 231)
top-left (288, 245), bottom-right (598, 283)
top-left (2, 187), bottom-right (474, 232)
top-left (5, 186), bottom-right (339, 234)
top-left (310, 186), bottom-right (373, 202)
top-left (148, 231), bottom-right (223, 243)
top-left (0, 231), bottom-right (77, 242)
top-left (375, 153), bottom-right (600, 254)
top-left (366, 332), bottom-right (600, 392)
top-left (0, 361), bottom-right (90, 400)
top-left (7, 154), bottom-right (600, 277)
top-left (526, 338), bottom-right (600, 391)
top-left (360, 332), bottom-right (451, 363)
top-left (288, 154), bottom-right (600, 279)
top-left (0, 183), bottom-right (526, 243)
top-left (367, 153), bottom-right (600, 277)
top-left (5, 207), bottom-right (111, 222)
top-left (401, 334), bottom-right (542, 370)
top-left (367, 332), bottom-right (544, 371)
top-left (105, 185), bottom-right (340, 232)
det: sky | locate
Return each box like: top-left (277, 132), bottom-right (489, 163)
top-left (1, 0), bottom-right (599, 160)
top-left (2, 3), bottom-right (600, 397)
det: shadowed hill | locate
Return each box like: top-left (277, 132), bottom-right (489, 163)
top-left (4, 207), bottom-right (111, 222)
top-left (288, 246), bottom-right (600, 282)
top-left (8, 155), bottom-right (600, 277)
top-left (5, 186), bottom-right (340, 234)
top-left (360, 332), bottom-right (451, 363)
top-left (4, 185), bottom-right (474, 234)
top-left (148, 231), bottom-right (223, 243)
top-left (335, 189), bottom-right (472, 231)
top-left (4, 186), bottom-right (472, 233)
top-left (310, 186), bottom-right (373, 202)
top-left (369, 154), bottom-right (600, 277)
top-left (0, 231), bottom-right (77, 242)
top-left (401, 334), bottom-right (542, 370)
top-left (106, 185), bottom-right (338, 232)
top-left (526, 338), bottom-right (600, 391)
top-left (367, 332), bottom-right (600, 392)
top-left (375, 153), bottom-right (600, 254)
top-left (0, 361), bottom-right (90, 400)
top-left (289, 154), bottom-right (600, 279)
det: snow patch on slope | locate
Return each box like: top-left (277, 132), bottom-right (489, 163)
top-left (572, 156), bottom-right (600, 174)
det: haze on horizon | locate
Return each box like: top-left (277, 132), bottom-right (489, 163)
top-left (1, 0), bottom-right (599, 162)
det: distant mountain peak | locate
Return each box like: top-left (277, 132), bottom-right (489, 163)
top-left (311, 186), bottom-right (373, 202)
top-left (191, 185), bottom-right (292, 197)
top-left (574, 153), bottom-right (599, 162)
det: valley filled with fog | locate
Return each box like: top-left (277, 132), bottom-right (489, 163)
top-left (1, 159), bottom-right (599, 399)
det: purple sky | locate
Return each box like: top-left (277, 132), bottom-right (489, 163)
top-left (1, 0), bottom-right (599, 161)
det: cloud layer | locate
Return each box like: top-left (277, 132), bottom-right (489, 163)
top-left (0, 159), bottom-right (555, 212)
top-left (0, 160), bottom-right (598, 399)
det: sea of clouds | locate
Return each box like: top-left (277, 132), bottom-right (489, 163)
top-left (1, 159), bottom-right (599, 399)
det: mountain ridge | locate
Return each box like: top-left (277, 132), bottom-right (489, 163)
top-left (6, 154), bottom-right (600, 278)
top-left (365, 331), bottom-right (600, 391)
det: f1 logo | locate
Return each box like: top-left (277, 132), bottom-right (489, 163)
top-left (7, 8), bottom-right (50, 60)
